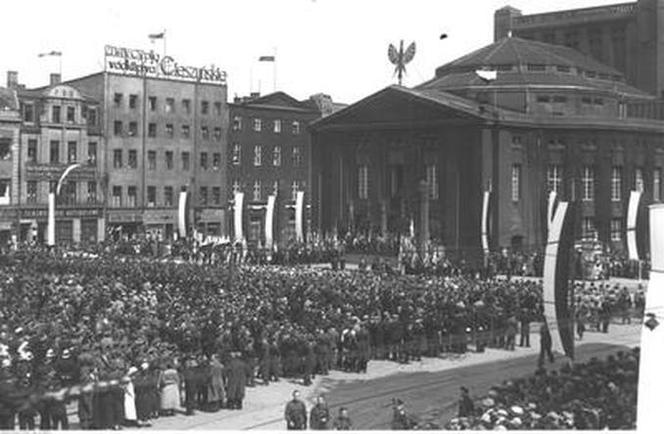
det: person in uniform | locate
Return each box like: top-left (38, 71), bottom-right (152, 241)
top-left (309, 395), bottom-right (330, 430)
top-left (207, 353), bottom-right (225, 411)
top-left (225, 352), bottom-right (250, 410)
top-left (457, 386), bottom-right (474, 417)
top-left (284, 390), bottom-right (307, 430)
top-left (332, 407), bottom-right (352, 430)
top-left (538, 323), bottom-right (554, 368)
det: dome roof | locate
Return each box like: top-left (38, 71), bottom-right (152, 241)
top-left (434, 36), bottom-right (622, 78)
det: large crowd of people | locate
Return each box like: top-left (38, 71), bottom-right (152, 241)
top-left (446, 348), bottom-right (639, 430)
top-left (0, 241), bottom-right (643, 430)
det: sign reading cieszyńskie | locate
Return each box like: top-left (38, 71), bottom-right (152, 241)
top-left (104, 45), bottom-right (227, 85)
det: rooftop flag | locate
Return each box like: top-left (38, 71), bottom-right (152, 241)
top-left (38, 51), bottom-right (62, 57)
top-left (148, 32), bottom-right (165, 40)
top-left (259, 55), bottom-right (275, 62)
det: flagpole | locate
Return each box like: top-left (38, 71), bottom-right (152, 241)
top-left (163, 29), bottom-right (167, 57)
top-left (273, 46), bottom-right (277, 92)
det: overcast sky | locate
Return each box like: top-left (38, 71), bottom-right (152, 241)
top-left (1, 0), bottom-right (623, 104)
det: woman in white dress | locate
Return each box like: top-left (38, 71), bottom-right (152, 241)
top-left (123, 366), bottom-right (138, 426)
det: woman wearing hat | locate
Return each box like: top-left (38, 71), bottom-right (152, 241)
top-left (159, 361), bottom-right (180, 416)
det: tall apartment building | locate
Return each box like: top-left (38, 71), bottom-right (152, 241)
top-left (0, 81), bottom-right (21, 244)
top-left (494, 0), bottom-right (664, 97)
top-left (67, 45), bottom-right (229, 239)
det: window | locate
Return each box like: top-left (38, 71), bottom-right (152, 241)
top-left (65, 181), bottom-right (76, 205)
top-left (212, 187), bottom-right (221, 205)
top-left (214, 127), bottom-right (222, 141)
top-left (27, 181), bottom-right (37, 204)
top-left (273, 180), bottom-right (279, 195)
top-left (182, 99), bottom-right (191, 114)
top-left (66, 106), bottom-right (75, 123)
top-left (274, 119), bottom-right (282, 133)
top-left (148, 123), bottom-right (157, 138)
top-left (291, 180), bottom-right (300, 201)
top-left (0, 140), bottom-right (10, 160)
top-left (87, 107), bottom-right (97, 126)
top-left (582, 217), bottom-right (596, 240)
top-left (128, 150), bottom-right (137, 169)
top-left (128, 121), bottom-right (138, 137)
top-left (182, 124), bottom-right (190, 138)
top-left (165, 151), bottom-right (173, 170)
top-left (635, 167), bottom-right (644, 193)
top-left (182, 152), bottom-right (190, 170)
top-left (654, 168), bottom-right (662, 202)
top-left (536, 95), bottom-right (551, 103)
top-left (547, 164), bottom-right (562, 194)
top-left (358, 165), bottom-right (369, 199)
top-left (253, 180), bottom-right (261, 202)
top-left (113, 149), bottom-right (122, 168)
top-left (528, 64), bottom-right (546, 72)
top-left (553, 96), bottom-right (568, 103)
top-left (52, 105), bottom-right (61, 123)
top-left (147, 186), bottom-right (156, 207)
top-left (201, 126), bottom-right (209, 140)
top-left (214, 102), bottom-right (222, 116)
top-left (611, 166), bottom-right (622, 201)
top-left (593, 98), bottom-right (604, 106)
top-left (148, 96), bottom-right (157, 111)
top-left (232, 116), bottom-right (242, 131)
top-left (201, 100), bottom-right (209, 115)
top-left (611, 218), bottom-right (622, 242)
top-left (49, 181), bottom-right (57, 195)
top-left (292, 146), bottom-right (301, 166)
top-left (148, 151), bottom-right (156, 170)
top-left (292, 121), bottom-right (300, 134)
top-left (582, 166), bottom-right (594, 201)
top-left (23, 103), bottom-right (34, 122)
top-left (213, 153), bottom-right (221, 170)
top-left (164, 186), bottom-right (174, 207)
top-left (254, 145), bottom-right (262, 166)
top-left (129, 94), bottom-right (138, 109)
top-left (127, 186), bottom-right (137, 207)
top-left (114, 121), bottom-right (123, 136)
top-left (87, 142), bottom-right (97, 165)
top-left (87, 181), bottom-right (97, 203)
top-left (232, 143), bottom-right (241, 165)
top-left (232, 180), bottom-right (241, 195)
top-left (28, 139), bottom-right (38, 163)
top-left (67, 141), bottom-right (77, 163)
top-left (253, 118), bottom-right (262, 132)
top-left (511, 164), bottom-right (521, 202)
top-left (50, 141), bottom-right (60, 164)
top-left (426, 164), bottom-right (438, 200)
top-left (273, 146), bottom-right (282, 166)
top-left (200, 152), bottom-right (208, 170)
top-left (113, 93), bottom-right (123, 108)
top-left (112, 186), bottom-right (122, 207)
top-left (165, 124), bottom-right (174, 138)
top-left (200, 186), bottom-right (208, 205)
top-left (165, 98), bottom-right (175, 113)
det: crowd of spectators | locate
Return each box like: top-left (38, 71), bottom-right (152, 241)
top-left (446, 348), bottom-right (639, 430)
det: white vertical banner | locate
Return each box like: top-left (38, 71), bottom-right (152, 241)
top-left (295, 191), bottom-right (304, 243)
top-left (234, 192), bottom-right (244, 243)
top-left (265, 194), bottom-right (276, 251)
top-left (547, 190), bottom-right (557, 232)
top-left (47, 192), bottom-right (56, 246)
top-left (637, 204), bottom-right (664, 431)
top-left (177, 191), bottom-right (188, 238)
top-left (627, 190), bottom-right (641, 261)
top-left (542, 201), bottom-right (568, 355)
top-left (481, 190), bottom-right (490, 252)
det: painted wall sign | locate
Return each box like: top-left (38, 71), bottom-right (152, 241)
top-left (104, 45), bottom-right (227, 85)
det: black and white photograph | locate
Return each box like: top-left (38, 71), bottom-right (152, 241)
top-left (0, 0), bottom-right (663, 431)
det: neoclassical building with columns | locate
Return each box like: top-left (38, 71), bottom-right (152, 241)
top-left (310, 35), bottom-right (664, 255)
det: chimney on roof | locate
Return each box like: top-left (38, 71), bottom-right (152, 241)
top-left (250, 92), bottom-right (260, 99)
top-left (494, 6), bottom-right (522, 42)
top-left (50, 73), bottom-right (61, 86)
top-left (6, 71), bottom-right (18, 89)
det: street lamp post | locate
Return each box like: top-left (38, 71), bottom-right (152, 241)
top-left (47, 163), bottom-right (83, 246)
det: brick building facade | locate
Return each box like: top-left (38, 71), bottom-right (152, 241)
top-left (495, 0), bottom-right (664, 98)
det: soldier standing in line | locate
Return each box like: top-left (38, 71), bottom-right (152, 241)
top-left (538, 323), bottom-right (555, 368)
top-left (309, 395), bottom-right (330, 430)
top-left (284, 390), bottom-right (307, 430)
top-left (518, 308), bottom-right (531, 348)
top-left (332, 407), bottom-right (352, 430)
